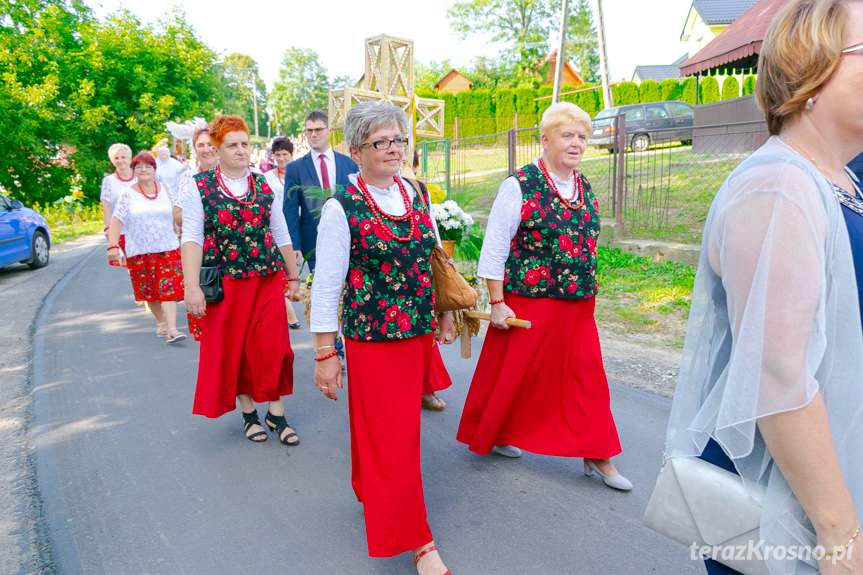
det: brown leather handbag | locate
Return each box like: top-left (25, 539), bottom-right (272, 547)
top-left (406, 178), bottom-right (478, 313)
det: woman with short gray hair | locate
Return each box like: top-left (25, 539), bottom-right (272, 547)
top-left (310, 100), bottom-right (455, 575)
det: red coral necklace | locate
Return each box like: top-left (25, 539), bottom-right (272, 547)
top-left (538, 158), bottom-right (584, 211)
top-left (135, 183), bottom-right (159, 201)
top-left (355, 174), bottom-right (416, 242)
top-left (115, 170), bottom-right (134, 182)
top-left (216, 166), bottom-right (257, 206)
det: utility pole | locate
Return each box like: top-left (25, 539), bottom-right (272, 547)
top-left (251, 72), bottom-right (260, 137)
top-left (592, 0), bottom-right (613, 109)
top-left (552, 0), bottom-right (570, 104)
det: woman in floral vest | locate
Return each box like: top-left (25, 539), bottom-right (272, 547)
top-left (181, 115), bottom-right (302, 446)
top-left (310, 101), bottom-right (456, 575)
top-left (457, 102), bottom-right (632, 492)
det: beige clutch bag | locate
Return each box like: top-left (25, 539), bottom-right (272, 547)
top-left (643, 456), bottom-right (769, 575)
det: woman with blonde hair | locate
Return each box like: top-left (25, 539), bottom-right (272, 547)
top-left (456, 101), bottom-right (631, 491)
top-left (663, 0), bottom-right (863, 573)
top-left (100, 143), bottom-right (136, 237)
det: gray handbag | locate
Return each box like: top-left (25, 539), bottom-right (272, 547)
top-left (643, 456), bottom-right (769, 575)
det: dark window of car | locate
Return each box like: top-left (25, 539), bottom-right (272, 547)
top-left (594, 108), bottom-right (618, 120)
top-left (624, 106), bottom-right (644, 121)
top-left (645, 104), bottom-right (668, 119)
top-left (668, 103), bottom-right (693, 116)
top-left (0, 195), bottom-right (11, 211)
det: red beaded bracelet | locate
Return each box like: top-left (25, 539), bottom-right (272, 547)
top-left (103, 226), bottom-right (110, 231)
top-left (106, 245), bottom-right (120, 251)
top-left (489, 299), bottom-right (505, 305)
top-left (285, 277), bottom-right (300, 282)
top-left (314, 349), bottom-right (339, 362)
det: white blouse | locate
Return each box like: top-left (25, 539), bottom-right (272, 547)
top-left (264, 168), bottom-right (285, 198)
top-left (309, 174), bottom-right (444, 333)
top-left (100, 173), bottom-right (137, 207)
top-left (181, 169), bottom-right (292, 248)
top-left (477, 157), bottom-right (578, 280)
top-left (113, 185), bottom-right (179, 258)
top-left (666, 137), bottom-right (863, 574)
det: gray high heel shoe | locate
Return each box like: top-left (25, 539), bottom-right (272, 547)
top-left (584, 459), bottom-right (633, 491)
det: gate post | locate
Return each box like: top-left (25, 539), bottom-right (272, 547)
top-left (507, 129), bottom-right (517, 175)
top-left (615, 114), bottom-right (627, 236)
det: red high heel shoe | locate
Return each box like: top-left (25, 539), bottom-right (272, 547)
top-left (414, 546), bottom-right (451, 575)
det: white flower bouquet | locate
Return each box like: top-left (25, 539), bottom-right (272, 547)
top-left (432, 200), bottom-right (475, 243)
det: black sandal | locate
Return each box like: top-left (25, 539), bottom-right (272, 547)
top-left (242, 410), bottom-right (268, 442)
top-left (264, 411), bottom-right (299, 446)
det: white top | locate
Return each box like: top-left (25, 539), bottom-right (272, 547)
top-left (477, 157), bottom-right (578, 280)
top-left (309, 174), bottom-right (444, 333)
top-left (180, 168), bottom-right (292, 248)
top-left (666, 137), bottom-right (863, 574)
top-left (100, 173), bottom-right (137, 206)
top-left (264, 168), bottom-right (285, 198)
top-left (113, 184), bottom-right (179, 258)
top-left (312, 148), bottom-right (336, 189)
top-left (155, 156), bottom-right (187, 190)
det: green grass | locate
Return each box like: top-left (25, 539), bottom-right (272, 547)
top-left (32, 201), bottom-right (104, 243)
top-left (595, 246), bottom-right (696, 346)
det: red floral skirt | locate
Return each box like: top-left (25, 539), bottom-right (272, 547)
top-left (126, 248), bottom-right (184, 302)
top-left (456, 294), bottom-right (622, 458)
top-left (192, 272), bottom-right (293, 418)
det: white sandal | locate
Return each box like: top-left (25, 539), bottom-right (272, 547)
top-left (156, 322), bottom-right (169, 337)
top-left (166, 328), bottom-right (186, 344)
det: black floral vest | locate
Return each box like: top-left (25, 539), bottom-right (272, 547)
top-left (196, 169), bottom-right (283, 279)
top-left (503, 163), bottom-right (600, 299)
top-left (336, 181), bottom-right (437, 341)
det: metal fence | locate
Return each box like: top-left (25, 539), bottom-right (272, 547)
top-left (418, 113), bottom-right (769, 243)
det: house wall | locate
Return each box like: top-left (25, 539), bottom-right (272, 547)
top-left (437, 76), bottom-right (472, 96)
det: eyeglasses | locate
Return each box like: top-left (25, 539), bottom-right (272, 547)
top-left (133, 164), bottom-right (155, 171)
top-left (305, 127), bottom-right (328, 135)
top-left (361, 137), bottom-right (409, 150)
top-left (842, 41), bottom-right (863, 55)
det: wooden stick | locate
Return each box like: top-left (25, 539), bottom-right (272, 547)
top-left (466, 311), bottom-right (532, 329)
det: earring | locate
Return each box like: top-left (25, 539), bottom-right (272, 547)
top-left (805, 97), bottom-right (815, 110)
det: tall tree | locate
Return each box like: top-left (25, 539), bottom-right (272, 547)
top-left (269, 48), bottom-right (333, 136)
top-left (219, 53), bottom-right (268, 134)
top-left (565, 0), bottom-right (600, 83)
top-left (447, 0), bottom-right (558, 75)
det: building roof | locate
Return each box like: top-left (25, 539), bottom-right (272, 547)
top-left (433, 69), bottom-right (473, 91)
top-left (538, 50), bottom-right (585, 85)
top-left (632, 65), bottom-right (682, 82)
top-left (681, 0), bottom-right (791, 76)
top-left (692, 0), bottom-right (757, 25)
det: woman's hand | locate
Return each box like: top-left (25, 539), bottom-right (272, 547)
top-left (490, 302), bottom-right (516, 330)
top-left (285, 279), bottom-right (301, 302)
top-left (185, 285), bottom-right (207, 318)
top-left (436, 313), bottom-right (456, 344)
top-left (107, 247), bottom-right (123, 265)
top-left (314, 357), bottom-right (343, 401)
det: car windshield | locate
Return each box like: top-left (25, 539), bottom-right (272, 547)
top-left (594, 108), bottom-right (617, 120)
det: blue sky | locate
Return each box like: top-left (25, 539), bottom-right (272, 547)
top-left (91, 0), bottom-right (695, 90)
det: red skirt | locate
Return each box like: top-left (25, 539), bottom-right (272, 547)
top-left (423, 343), bottom-right (452, 394)
top-left (192, 272), bottom-right (293, 418)
top-left (126, 248), bottom-right (184, 302)
top-left (345, 333), bottom-right (438, 557)
top-left (456, 294), bottom-right (622, 458)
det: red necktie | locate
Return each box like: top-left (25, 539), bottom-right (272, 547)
top-left (319, 154), bottom-right (330, 190)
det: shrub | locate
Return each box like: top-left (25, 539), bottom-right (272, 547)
top-left (514, 87), bottom-right (537, 115)
top-left (721, 76), bottom-right (740, 100)
top-left (638, 80), bottom-right (661, 103)
top-left (576, 84), bottom-right (601, 117)
top-left (660, 78), bottom-right (682, 101)
top-left (742, 75), bottom-right (757, 96)
top-left (698, 76), bottom-right (720, 104)
top-left (536, 84), bottom-right (554, 116)
top-left (681, 77), bottom-right (697, 105)
top-left (495, 88), bottom-right (515, 116)
top-left (617, 81), bottom-right (640, 105)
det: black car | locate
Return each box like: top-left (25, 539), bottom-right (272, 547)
top-left (590, 100), bottom-right (694, 152)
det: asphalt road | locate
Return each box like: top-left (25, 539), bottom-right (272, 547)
top-left (28, 242), bottom-right (702, 575)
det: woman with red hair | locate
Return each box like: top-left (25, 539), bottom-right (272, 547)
top-left (107, 151), bottom-right (187, 342)
top-left (182, 115), bottom-right (302, 445)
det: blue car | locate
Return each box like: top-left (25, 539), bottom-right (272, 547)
top-left (0, 192), bottom-right (51, 269)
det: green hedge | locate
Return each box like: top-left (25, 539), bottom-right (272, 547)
top-left (659, 79), bottom-right (681, 101)
top-left (681, 77), bottom-right (697, 105)
top-left (638, 80), bottom-right (661, 103)
top-left (742, 75), bottom-right (756, 96)
top-left (699, 76), bottom-right (720, 104)
top-left (617, 81), bottom-right (639, 106)
top-left (536, 84), bottom-right (554, 116)
top-left (721, 77), bottom-right (740, 100)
